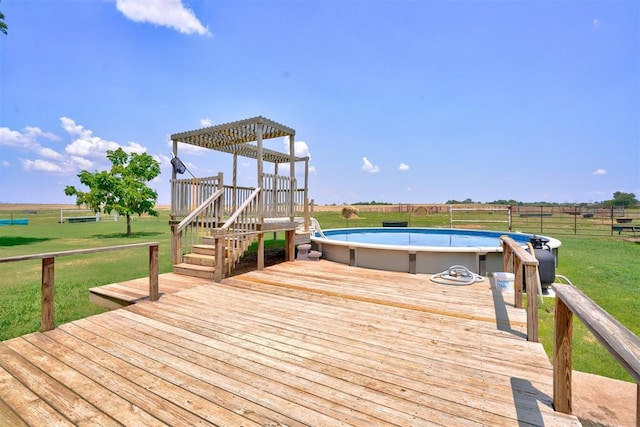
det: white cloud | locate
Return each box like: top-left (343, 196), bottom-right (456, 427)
top-left (38, 147), bottom-right (64, 160)
top-left (399, 163), bottom-right (410, 171)
top-left (1, 160), bottom-right (11, 167)
top-left (115, 0), bottom-right (210, 35)
top-left (0, 126), bottom-right (58, 149)
top-left (279, 138), bottom-right (316, 175)
top-left (1, 118), bottom-right (152, 177)
top-left (592, 18), bottom-right (601, 28)
top-left (61, 117), bottom-right (146, 158)
top-left (70, 156), bottom-right (94, 170)
top-left (283, 138), bottom-right (311, 159)
top-left (175, 140), bottom-right (208, 155)
top-left (21, 159), bottom-right (64, 173)
top-left (200, 118), bottom-right (213, 127)
top-left (593, 168), bottom-right (607, 175)
top-left (362, 157), bottom-right (380, 173)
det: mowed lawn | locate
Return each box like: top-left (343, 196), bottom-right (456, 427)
top-left (1, 206), bottom-right (639, 383)
top-left (0, 207), bottom-right (174, 340)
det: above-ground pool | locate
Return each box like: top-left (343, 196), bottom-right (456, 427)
top-left (311, 227), bottom-right (560, 275)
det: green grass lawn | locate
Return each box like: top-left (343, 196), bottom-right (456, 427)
top-left (1, 207), bottom-right (638, 382)
top-left (0, 209), bottom-right (174, 339)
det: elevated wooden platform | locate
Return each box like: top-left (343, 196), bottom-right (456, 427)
top-left (1, 261), bottom-right (580, 426)
top-left (89, 272), bottom-right (213, 309)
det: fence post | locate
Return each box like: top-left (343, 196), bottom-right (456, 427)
top-left (149, 245), bottom-right (159, 301)
top-left (554, 295), bottom-right (573, 414)
top-left (41, 257), bottom-right (55, 332)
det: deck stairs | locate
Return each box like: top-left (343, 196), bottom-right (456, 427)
top-left (173, 233), bottom-right (257, 280)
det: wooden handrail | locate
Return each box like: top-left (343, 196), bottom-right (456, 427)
top-left (552, 283), bottom-right (640, 425)
top-left (175, 188), bottom-right (224, 233)
top-left (0, 242), bottom-right (159, 332)
top-left (500, 236), bottom-right (541, 342)
top-left (219, 187), bottom-right (261, 230)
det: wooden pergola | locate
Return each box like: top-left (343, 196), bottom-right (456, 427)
top-left (170, 116), bottom-right (309, 206)
top-left (169, 116), bottom-right (311, 280)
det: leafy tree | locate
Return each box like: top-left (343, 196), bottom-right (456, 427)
top-left (65, 148), bottom-right (161, 236)
top-left (602, 191), bottom-right (638, 208)
top-left (0, 5), bottom-right (7, 36)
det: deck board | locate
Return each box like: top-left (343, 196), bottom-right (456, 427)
top-left (0, 260), bottom-right (580, 426)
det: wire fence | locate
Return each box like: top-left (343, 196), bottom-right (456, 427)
top-left (323, 204), bottom-right (639, 238)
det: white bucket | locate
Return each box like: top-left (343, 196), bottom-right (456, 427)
top-left (492, 272), bottom-right (515, 293)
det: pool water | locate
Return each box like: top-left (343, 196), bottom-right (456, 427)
top-left (320, 228), bottom-right (530, 248)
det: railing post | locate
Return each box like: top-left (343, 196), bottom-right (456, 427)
top-left (257, 224), bottom-right (265, 270)
top-left (554, 295), bottom-right (573, 414)
top-left (214, 234), bottom-right (224, 282)
top-left (41, 257), bottom-right (55, 332)
top-left (171, 223), bottom-right (182, 264)
top-left (514, 257), bottom-right (524, 309)
top-left (149, 244), bottom-right (159, 301)
top-left (525, 264), bottom-right (539, 342)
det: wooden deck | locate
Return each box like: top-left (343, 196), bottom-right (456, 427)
top-left (0, 260), bottom-right (580, 426)
top-left (89, 272), bottom-right (213, 309)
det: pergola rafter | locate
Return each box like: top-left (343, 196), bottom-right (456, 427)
top-left (170, 116), bottom-right (302, 164)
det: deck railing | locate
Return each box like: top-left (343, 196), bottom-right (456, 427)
top-left (171, 174), bottom-right (222, 218)
top-left (552, 283), bottom-right (640, 426)
top-left (171, 188), bottom-right (225, 264)
top-left (223, 185), bottom-right (255, 216)
top-left (213, 188), bottom-right (262, 281)
top-left (500, 236), bottom-right (541, 342)
top-left (262, 173), bottom-right (297, 218)
top-left (0, 243), bottom-right (159, 332)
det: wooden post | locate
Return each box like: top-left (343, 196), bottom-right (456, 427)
top-left (149, 245), bottom-right (159, 301)
top-left (217, 172), bottom-right (224, 224)
top-left (257, 225), bottom-right (265, 270)
top-left (171, 223), bottom-right (182, 264)
top-left (525, 264), bottom-right (539, 342)
top-left (214, 235), bottom-right (224, 282)
top-left (289, 133), bottom-right (296, 219)
top-left (304, 197), bottom-right (310, 233)
top-left (41, 257), bottom-right (55, 332)
top-left (514, 257), bottom-right (523, 309)
top-left (285, 229), bottom-right (295, 261)
top-left (554, 295), bottom-right (573, 414)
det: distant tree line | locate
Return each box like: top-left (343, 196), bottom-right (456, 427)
top-left (376, 192), bottom-right (639, 208)
top-left (352, 201), bottom-right (393, 206)
top-left (445, 192), bottom-right (638, 207)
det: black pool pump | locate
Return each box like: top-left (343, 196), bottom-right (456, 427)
top-left (529, 235), bottom-right (556, 288)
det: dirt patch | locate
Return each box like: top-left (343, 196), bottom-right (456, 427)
top-left (230, 247), bottom-right (287, 276)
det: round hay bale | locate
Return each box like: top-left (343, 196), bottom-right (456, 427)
top-left (341, 207), bottom-right (359, 219)
top-left (412, 206), bottom-right (428, 216)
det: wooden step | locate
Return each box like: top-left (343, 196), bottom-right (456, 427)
top-left (193, 244), bottom-right (216, 256)
top-left (202, 236), bottom-right (245, 246)
top-left (184, 253), bottom-right (216, 267)
top-left (173, 262), bottom-right (215, 279)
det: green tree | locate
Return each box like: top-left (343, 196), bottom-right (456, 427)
top-left (0, 6), bottom-right (8, 36)
top-left (602, 191), bottom-right (638, 208)
top-left (65, 148), bottom-right (161, 236)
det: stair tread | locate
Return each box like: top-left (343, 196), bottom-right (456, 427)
top-left (193, 244), bottom-right (216, 249)
top-left (174, 262), bottom-right (215, 272)
top-left (185, 253), bottom-right (215, 259)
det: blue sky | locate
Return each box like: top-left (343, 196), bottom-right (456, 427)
top-left (1, 0), bottom-right (638, 206)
